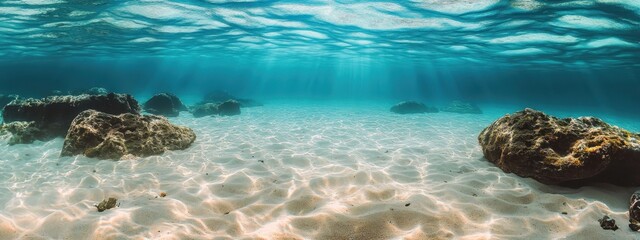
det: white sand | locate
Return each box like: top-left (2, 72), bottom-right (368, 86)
top-left (0, 102), bottom-right (638, 239)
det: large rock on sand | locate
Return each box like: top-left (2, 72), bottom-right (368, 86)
top-left (478, 108), bottom-right (640, 185)
top-left (143, 93), bottom-right (187, 117)
top-left (441, 101), bottom-right (482, 114)
top-left (192, 100), bottom-right (241, 118)
top-left (61, 110), bottom-right (196, 159)
top-left (2, 93), bottom-right (140, 137)
top-left (390, 101), bottom-right (438, 114)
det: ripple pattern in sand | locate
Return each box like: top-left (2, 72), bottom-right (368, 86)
top-left (0, 103), bottom-right (636, 239)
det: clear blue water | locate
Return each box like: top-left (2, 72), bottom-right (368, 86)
top-left (0, 0), bottom-right (639, 120)
top-left (0, 1), bottom-right (640, 238)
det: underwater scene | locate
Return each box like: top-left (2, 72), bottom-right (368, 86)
top-left (1, 0), bottom-right (640, 239)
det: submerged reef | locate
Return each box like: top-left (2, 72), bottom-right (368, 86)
top-left (479, 108), bottom-right (640, 186)
top-left (62, 110), bottom-right (196, 159)
top-left (441, 101), bottom-right (482, 114)
top-left (390, 101), bottom-right (438, 114)
top-left (143, 93), bottom-right (188, 117)
top-left (2, 93), bottom-right (140, 142)
top-left (201, 91), bottom-right (262, 108)
top-left (192, 100), bottom-right (241, 118)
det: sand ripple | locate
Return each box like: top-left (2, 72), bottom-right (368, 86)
top-left (0, 103), bottom-right (637, 239)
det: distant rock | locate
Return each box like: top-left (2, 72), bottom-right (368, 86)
top-left (3, 93), bottom-right (140, 137)
top-left (478, 108), bottom-right (640, 185)
top-left (390, 101), bottom-right (438, 114)
top-left (192, 100), bottom-right (241, 118)
top-left (0, 94), bottom-right (19, 110)
top-left (441, 101), bottom-right (482, 114)
top-left (630, 191), bottom-right (640, 231)
top-left (217, 100), bottom-right (241, 116)
top-left (2, 121), bottom-right (55, 145)
top-left (61, 110), bottom-right (196, 159)
top-left (143, 93), bottom-right (187, 117)
top-left (201, 91), bottom-right (262, 108)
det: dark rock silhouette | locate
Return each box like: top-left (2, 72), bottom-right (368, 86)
top-left (598, 216), bottom-right (619, 231)
top-left (201, 91), bottom-right (262, 108)
top-left (192, 100), bottom-right (241, 118)
top-left (143, 93), bottom-right (187, 117)
top-left (390, 101), bottom-right (438, 114)
top-left (2, 93), bottom-right (140, 138)
top-left (479, 108), bottom-right (640, 185)
top-left (441, 101), bottom-right (482, 114)
top-left (62, 110), bottom-right (196, 159)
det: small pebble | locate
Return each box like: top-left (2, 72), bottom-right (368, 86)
top-left (598, 215), bottom-right (619, 231)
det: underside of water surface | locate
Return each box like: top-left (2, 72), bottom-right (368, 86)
top-left (0, 0), bottom-right (640, 239)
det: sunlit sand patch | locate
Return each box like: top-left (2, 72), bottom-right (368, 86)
top-left (0, 104), bottom-right (638, 238)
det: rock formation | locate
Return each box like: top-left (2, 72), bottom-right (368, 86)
top-left (61, 110), bottom-right (196, 159)
top-left (441, 101), bottom-right (482, 114)
top-left (143, 93), bottom-right (187, 117)
top-left (192, 100), bottom-right (241, 118)
top-left (201, 91), bottom-right (262, 108)
top-left (478, 108), bottom-right (640, 185)
top-left (2, 93), bottom-right (140, 138)
top-left (390, 101), bottom-right (438, 114)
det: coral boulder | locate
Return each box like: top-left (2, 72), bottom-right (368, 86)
top-left (61, 110), bottom-right (196, 159)
top-left (478, 108), bottom-right (640, 185)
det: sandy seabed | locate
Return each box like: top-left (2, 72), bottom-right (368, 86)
top-left (0, 103), bottom-right (639, 240)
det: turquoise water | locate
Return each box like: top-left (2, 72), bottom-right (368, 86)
top-left (1, 0), bottom-right (640, 239)
top-left (0, 0), bottom-right (639, 118)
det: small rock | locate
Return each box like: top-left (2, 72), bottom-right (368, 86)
top-left (96, 197), bottom-right (118, 212)
top-left (405, 203), bottom-right (411, 207)
top-left (598, 215), bottom-right (619, 231)
top-left (160, 192), bottom-right (167, 198)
